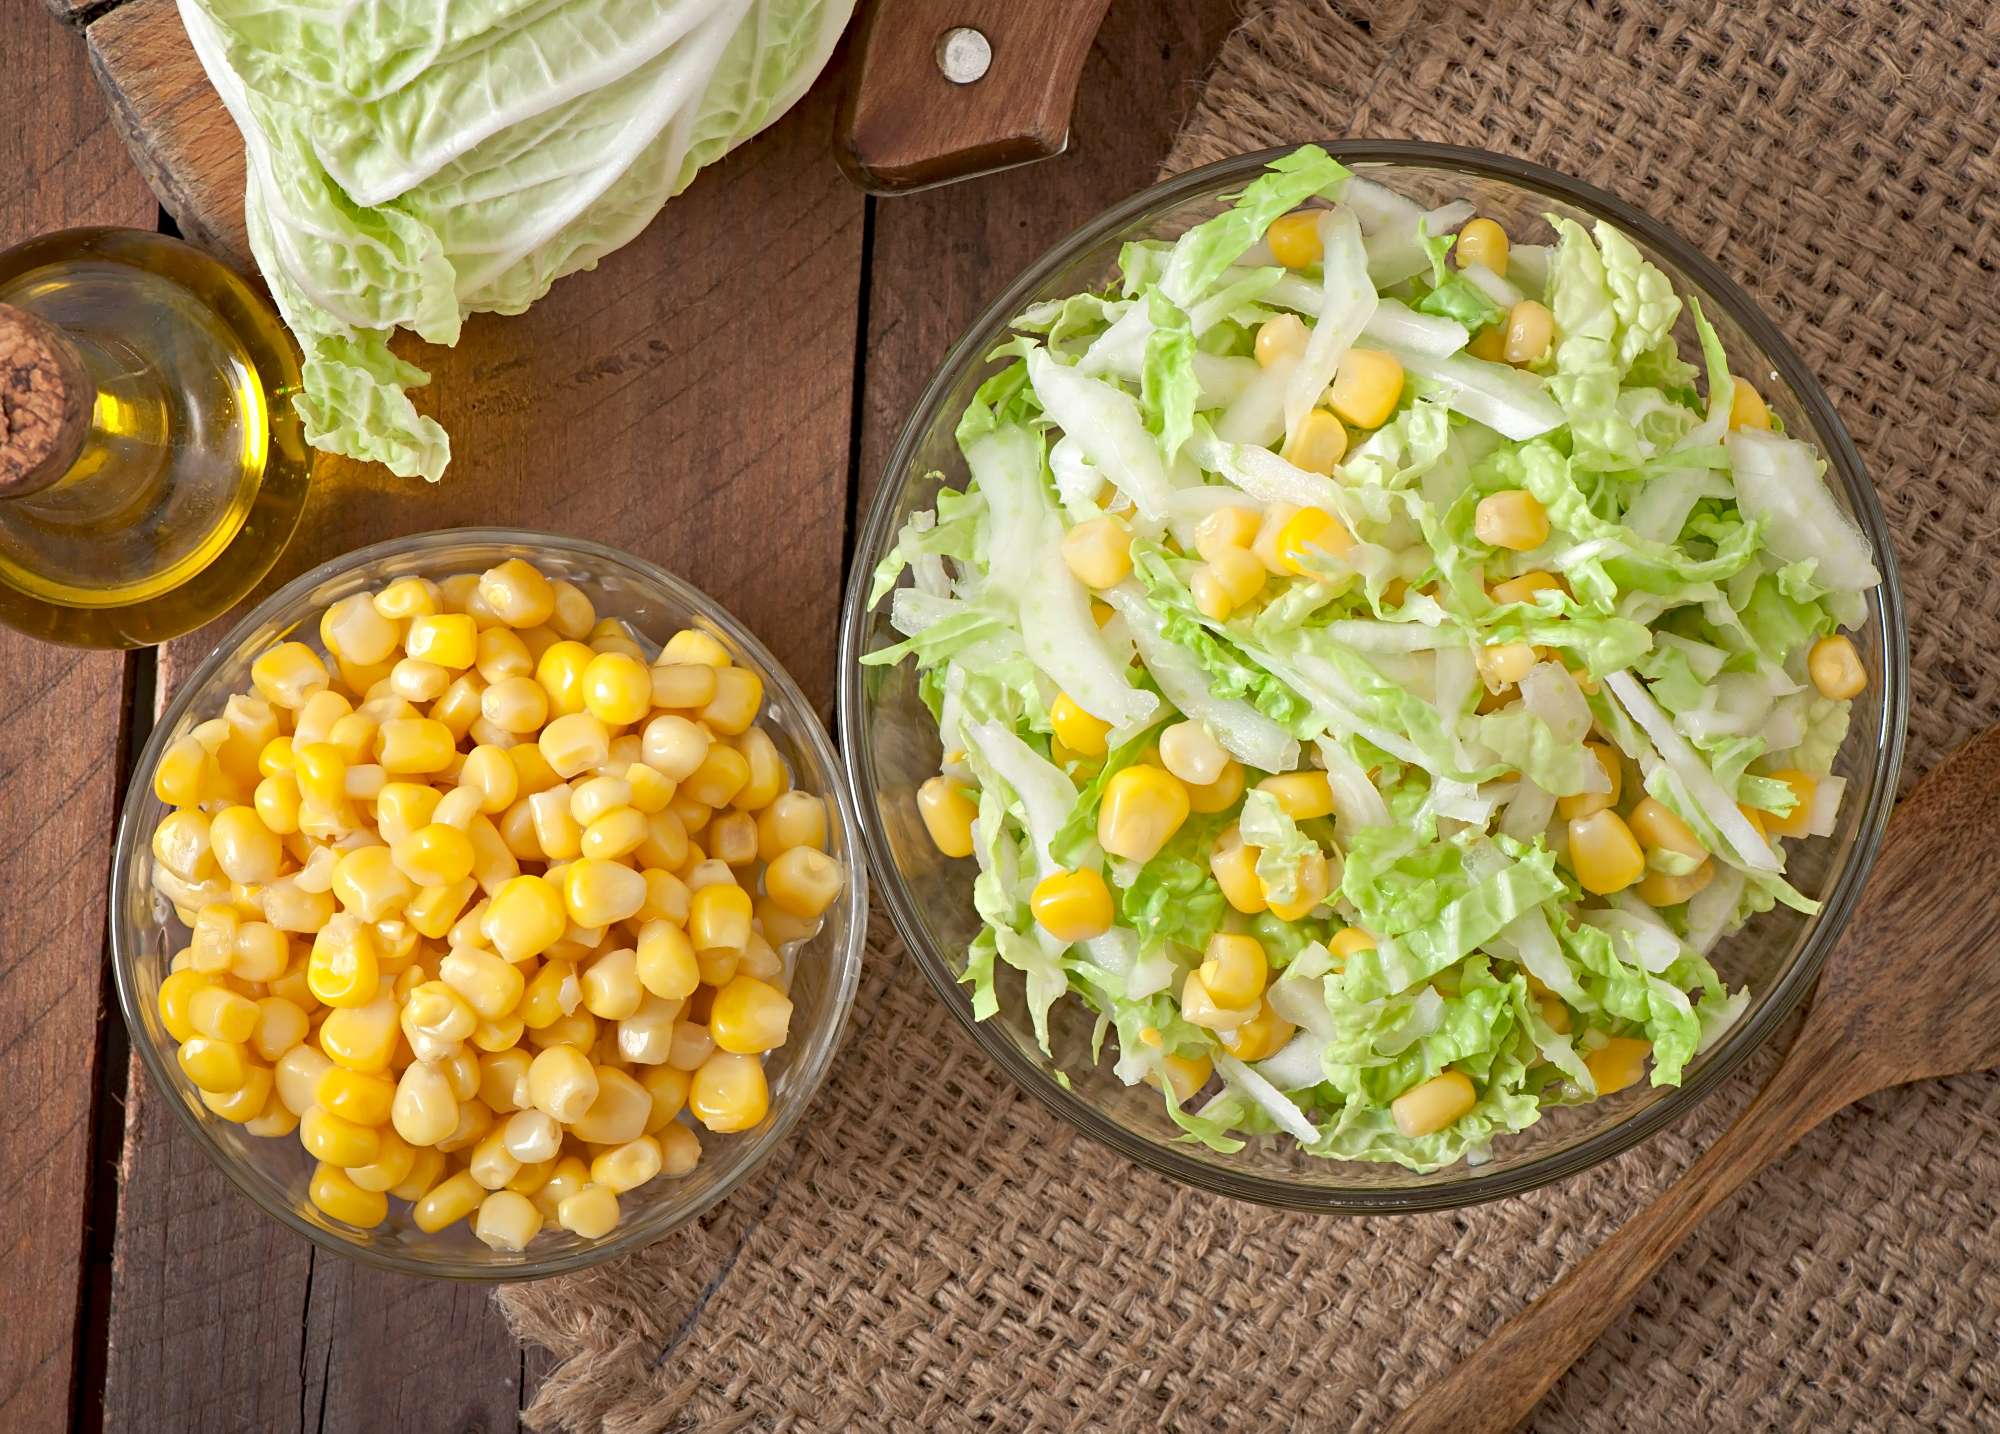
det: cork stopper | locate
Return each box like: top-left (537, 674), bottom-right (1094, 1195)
top-left (0, 302), bottom-right (93, 497)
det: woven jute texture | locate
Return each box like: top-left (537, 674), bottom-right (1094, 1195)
top-left (501, 3), bottom-right (2000, 1428)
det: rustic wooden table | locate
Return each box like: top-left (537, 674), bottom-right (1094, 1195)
top-left (1, 2), bottom-right (1238, 1429)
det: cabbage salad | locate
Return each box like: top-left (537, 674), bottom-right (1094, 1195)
top-left (864, 146), bottom-right (1879, 1170)
top-left (179, 0), bottom-right (854, 480)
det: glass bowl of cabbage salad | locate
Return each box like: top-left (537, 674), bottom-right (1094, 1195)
top-left (839, 143), bottom-right (1905, 1210)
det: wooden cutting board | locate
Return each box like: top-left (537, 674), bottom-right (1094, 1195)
top-left (82, 0), bottom-right (251, 263)
top-left (69, 0), bottom-right (1113, 270)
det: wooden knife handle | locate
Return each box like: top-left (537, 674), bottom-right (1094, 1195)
top-left (835, 0), bottom-right (1112, 194)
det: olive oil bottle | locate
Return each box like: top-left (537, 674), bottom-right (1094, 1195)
top-left (0, 228), bottom-right (311, 647)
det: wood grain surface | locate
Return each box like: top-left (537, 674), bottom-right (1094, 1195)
top-left (0, 14), bottom-right (155, 1434)
top-left (3, 0), bottom-right (1243, 1427)
top-left (1389, 727), bottom-right (2000, 1434)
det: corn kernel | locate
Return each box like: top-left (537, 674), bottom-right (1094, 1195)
top-left (475, 626), bottom-right (533, 685)
top-left (1504, 299), bottom-right (1554, 365)
top-left (1264, 845), bottom-right (1331, 923)
top-left (1476, 641), bottom-right (1537, 693)
top-left (641, 714), bottom-right (710, 783)
top-left (439, 948), bottom-right (526, 1027)
top-left (249, 995), bottom-right (308, 1062)
top-left (688, 882), bottom-right (753, 955)
top-left (309, 1163), bottom-right (387, 1228)
top-left (555, 1184), bottom-right (620, 1239)
top-left (178, 1035), bottom-right (251, 1093)
top-left (318, 994), bottom-right (401, 1073)
top-left (556, 858), bottom-right (644, 929)
top-left (649, 662), bottom-right (717, 712)
top-left (468, 1124), bottom-right (523, 1191)
top-left (305, 915), bottom-right (380, 1009)
top-left (580, 808), bottom-right (648, 863)
top-left (482, 875), bottom-right (567, 962)
top-left (1586, 1036), bottom-right (1651, 1095)
top-left (1807, 634), bottom-right (1866, 700)
top-left (1628, 797), bottom-right (1704, 860)
top-left (1046, 693), bottom-right (1111, 760)
top-left (405, 613), bottom-right (478, 670)
top-left (1199, 932), bottom-right (1268, 1010)
top-left (1392, 1070), bottom-right (1477, 1137)
top-left (435, 1096), bottom-right (495, 1154)
top-left (1330, 348), bottom-right (1404, 430)
top-left (1456, 217), bottom-right (1509, 276)
top-left (1557, 742), bottom-right (1622, 821)
top-left (1210, 829), bottom-right (1266, 914)
top-left (240, 1089), bottom-right (298, 1136)
top-left (476, 559), bottom-right (556, 628)
top-left (694, 667), bottom-right (762, 738)
top-left (1728, 378), bottom-right (1771, 431)
top-left (1758, 768), bottom-right (1817, 840)
top-left (375, 717), bottom-right (456, 776)
top-left (566, 1067), bottom-right (650, 1146)
top-left (1026, 867), bottom-right (1113, 943)
top-left (753, 792), bottom-right (824, 865)
top-left (689, 1051), bottom-right (769, 1134)
top-left (1194, 505), bottom-right (1262, 563)
top-left (709, 975), bottom-right (793, 1055)
top-left (301, 1105), bottom-right (381, 1167)
top-left (1185, 758), bottom-right (1245, 816)
top-left (1257, 771), bottom-right (1334, 822)
top-left (1179, 969), bottom-right (1252, 1032)
top-left (274, 1044), bottom-right (333, 1117)
top-left (1266, 209), bottom-right (1323, 269)
top-left (1282, 409), bottom-right (1348, 476)
top-left (1097, 764), bottom-right (1190, 864)
top-left (412, 1170), bottom-right (485, 1233)
top-left (574, 651), bottom-right (649, 727)
top-left (1230, 1001), bottom-right (1299, 1062)
top-left (638, 868), bottom-right (691, 925)
top-left (1637, 860), bottom-right (1716, 907)
top-left (766, 847), bottom-right (841, 920)
top-left (1491, 569), bottom-right (1562, 607)
top-left (251, 642), bottom-right (329, 710)
top-left (1060, 517), bottom-right (1134, 589)
top-left (1253, 313), bottom-right (1308, 368)
top-left (205, 805), bottom-right (280, 885)
top-left (635, 920), bottom-right (700, 1002)
top-left (315, 1066), bottom-right (395, 1126)
top-left (189, 984), bottom-right (260, 1044)
top-left (527, 1044), bottom-right (599, 1123)
top-left (1568, 810), bottom-right (1646, 895)
top-left (344, 1132), bottom-right (417, 1195)
top-left (1274, 506), bottom-right (1354, 577)
top-left (1474, 489), bottom-right (1550, 551)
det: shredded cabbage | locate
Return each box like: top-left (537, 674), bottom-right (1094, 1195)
top-left (866, 147), bottom-right (1879, 1172)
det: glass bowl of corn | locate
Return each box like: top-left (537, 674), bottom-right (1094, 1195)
top-left (838, 142), bottom-right (1907, 1212)
top-left (110, 529), bottom-right (865, 1276)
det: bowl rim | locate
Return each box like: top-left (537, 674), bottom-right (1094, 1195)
top-left (111, 526), bottom-right (868, 1277)
top-left (836, 140), bottom-right (1908, 1213)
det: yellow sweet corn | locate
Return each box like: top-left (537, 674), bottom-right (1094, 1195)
top-left (1097, 764), bottom-right (1190, 863)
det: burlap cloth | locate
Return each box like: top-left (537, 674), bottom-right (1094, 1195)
top-left (500, 3), bottom-right (2000, 1427)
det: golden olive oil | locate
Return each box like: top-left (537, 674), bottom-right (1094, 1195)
top-left (0, 228), bottom-right (312, 647)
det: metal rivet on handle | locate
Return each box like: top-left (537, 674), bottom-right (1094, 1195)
top-left (936, 26), bottom-right (992, 84)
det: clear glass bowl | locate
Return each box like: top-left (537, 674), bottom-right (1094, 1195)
top-left (838, 142), bottom-right (1908, 1212)
top-left (112, 529), bottom-right (867, 1277)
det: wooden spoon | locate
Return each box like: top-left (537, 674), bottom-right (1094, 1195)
top-left (1389, 725), bottom-right (2000, 1434)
